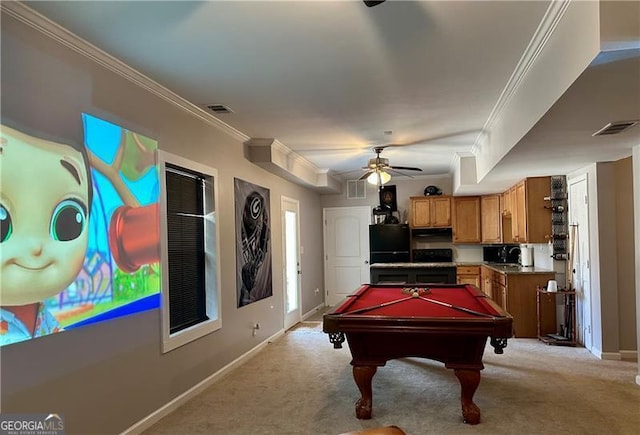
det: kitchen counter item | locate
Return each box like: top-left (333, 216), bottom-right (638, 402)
top-left (521, 245), bottom-right (534, 267)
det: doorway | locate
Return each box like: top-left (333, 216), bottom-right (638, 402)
top-left (282, 196), bottom-right (301, 330)
top-left (323, 206), bottom-right (371, 306)
top-left (568, 174), bottom-right (592, 349)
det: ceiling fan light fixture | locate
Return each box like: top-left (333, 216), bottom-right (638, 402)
top-left (367, 170), bottom-right (391, 185)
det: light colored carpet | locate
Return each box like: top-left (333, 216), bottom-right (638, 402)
top-left (143, 321), bottom-right (640, 435)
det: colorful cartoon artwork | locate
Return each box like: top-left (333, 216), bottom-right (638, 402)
top-left (0, 114), bottom-right (161, 346)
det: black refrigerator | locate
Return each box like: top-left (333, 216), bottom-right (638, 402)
top-left (369, 224), bottom-right (410, 263)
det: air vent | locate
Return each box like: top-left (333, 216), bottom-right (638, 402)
top-left (592, 120), bottom-right (638, 136)
top-left (347, 180), bottom-right (366, 200)
top-left (206, 104), bottom-right (234, 114)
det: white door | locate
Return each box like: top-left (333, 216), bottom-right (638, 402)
top-left (568, 174), bottom-right (592, 349)
top-left (282, 197), bottom-right (301, 330)
top-left (323, 206), bottom-right (371, 306)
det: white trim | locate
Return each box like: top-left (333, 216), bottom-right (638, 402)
top-left (302, 302), bottom-right (326, 321)
top-left (1, 1), bottom-right (248, 143)
top-left (157, 150), bottom-right (222, 353)
top-left (473, 0), bottom-right (571, 151)
top-left (120, 329), bottom-right (285, 435)
top-left (567, 171), bottom-right (593, 351)
top-left (589, 345), bottom-right (603, 359)
top-left (281, 196), bottom-right (302, 330)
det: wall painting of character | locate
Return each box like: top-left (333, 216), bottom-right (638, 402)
top-left (0, 113), bottom-right (161, 346)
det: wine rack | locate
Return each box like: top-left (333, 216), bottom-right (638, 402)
top-left (547, 176), bottom-right (568, 260)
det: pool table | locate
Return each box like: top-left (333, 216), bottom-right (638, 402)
top-left (322, 283), bottom-right (513, 425)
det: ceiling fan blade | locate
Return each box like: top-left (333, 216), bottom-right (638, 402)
top-left (359, 170), bottom-right (374, 181)
top-left (386, 168), bottom-right (416, 178)
top-left (389, 165), bottom-right (423, 171)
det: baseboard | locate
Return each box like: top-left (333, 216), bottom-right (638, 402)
top-left (302, 302), bottom-right (325, 321)
top-left (620, 350), bottom-right (638, 361)
top-left (599, 350), bottom-right (638, 361)
top-left (121, 328), bottom-right (285, 435)
top-left (600, 351), bottom-right (621, 360)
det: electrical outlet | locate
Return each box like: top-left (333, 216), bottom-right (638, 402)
top-left (314, 288), bottom-right (320, 295)
top-left (252, 322), bottom-right (260, 337)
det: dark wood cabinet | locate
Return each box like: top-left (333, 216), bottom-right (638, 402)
top-left (371, 267), bottom-right (456, 284)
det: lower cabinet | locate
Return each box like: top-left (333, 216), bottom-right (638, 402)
top-left (481, 266), bottom-right (555, 338)
top-left (456, 265), bottom-right (481, 288)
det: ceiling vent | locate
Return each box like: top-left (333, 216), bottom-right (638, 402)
top-left (592, 120), bottom-right (638, 136)
top-left (347, 180), bottom-right (366, 200)
top-left (206, 104), bottom-right (234, 114)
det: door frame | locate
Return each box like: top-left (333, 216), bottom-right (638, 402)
top-left (567, 173), bottom-right (592, 350)
top-left (282, 196), bottom-right (302, 330)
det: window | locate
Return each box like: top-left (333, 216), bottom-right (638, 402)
top-left (158, 150), bottom-right (221, 353)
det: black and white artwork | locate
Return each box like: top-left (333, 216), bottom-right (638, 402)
top-left (234, 178), bottom-right (272, 307)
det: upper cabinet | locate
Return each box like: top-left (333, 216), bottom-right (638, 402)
top-left (452, 196), bottom-right (481, 244)
top-left (481, 194), bottom-right (502, 243)
top-left (409, 196), bottom-right (452, 228)
top-left (505, 176), bottom-right (551, 243)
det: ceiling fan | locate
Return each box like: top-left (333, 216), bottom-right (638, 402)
top-left (360, 146), bottom-right (422, 185)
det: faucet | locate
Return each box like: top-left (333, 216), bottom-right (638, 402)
top-left (500, 246), bottom-right (521, 263)
top-left (508, 246), bottom-right (521, 264)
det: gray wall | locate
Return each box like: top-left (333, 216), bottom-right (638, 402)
top-left (576, 159), bottom-right (637, 358)
top-left (1, 12), bottom-right (323, 434)
top-left (614, 157), bottom-right (637, 352)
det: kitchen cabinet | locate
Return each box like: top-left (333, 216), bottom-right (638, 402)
top-left (481, 265), bottom-right (555, 338)
top-left (452, 196), bottom-right (481, 244)
top-left (457, 265), bottom-right (481, 288)
top-left (481, 266), bottom-right (506, 310)
top-left (481, 194), bottom-right (502, 243)
top-left (502, 188), bottom-right (513, 217)
top-left (409, 196), bottom-right (451, 228)
top-left (481, 266), bottom-right (493, 299)
top-left (511, 177), bottom-right (552, 243)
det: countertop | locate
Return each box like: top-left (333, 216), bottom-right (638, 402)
top-left (370, 262), bottom-right (555, 275)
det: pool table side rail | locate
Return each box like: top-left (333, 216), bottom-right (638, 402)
top-left (323, 283), bottom-right (513, 337)
top-left (322, 314), bottom-right (514, 338)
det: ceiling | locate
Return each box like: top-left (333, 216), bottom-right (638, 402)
top-left (22, 1), bottom-right (640, 193)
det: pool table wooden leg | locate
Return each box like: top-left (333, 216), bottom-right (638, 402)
top-left (353, 365), bottom-right (377, 419)
top-left (454, 369), bottom-right (481, 425)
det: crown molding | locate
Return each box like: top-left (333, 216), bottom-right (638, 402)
top-left (1, 1), bottom-right (249, 143)
top-left (247, 139), bottom-right (342, 193)
top-left (473, 0), bottom-right (572, 153)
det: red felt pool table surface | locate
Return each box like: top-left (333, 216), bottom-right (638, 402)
top-left (332, 284), bottom-right (503, 318)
